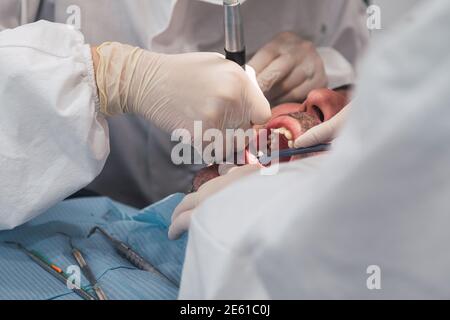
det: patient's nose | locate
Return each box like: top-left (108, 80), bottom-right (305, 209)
top-left (304, 89), bottom-right (347, 123)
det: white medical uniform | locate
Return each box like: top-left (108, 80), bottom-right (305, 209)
top-left (179, 0), bottom-right (450, 299)
top-left (0, 0), bottom-right (368, 229)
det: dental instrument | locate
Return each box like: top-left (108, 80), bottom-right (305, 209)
top-left (58, 233), bottom-right (108, 300)
top-left (258, 143), bottom-right (332, 165)
top-left (223, 0), bottom-right (246, 68)
top-left (4, 241), bottom-right (96, 301)
top-left (88, 227), bottom-right (178, 287)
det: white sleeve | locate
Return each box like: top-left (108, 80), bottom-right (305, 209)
top-left (0, 20), bottom-right (110, 230)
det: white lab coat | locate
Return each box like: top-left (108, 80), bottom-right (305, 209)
top-left (179, 0), bottom-right (450, 299)
top-left (0, 0), bottom-right (368, 229)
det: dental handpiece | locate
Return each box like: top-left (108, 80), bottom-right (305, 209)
top-left (224, 0), bottom-right (246, 68)
top-left (88, 227), bottom-right (178, 287)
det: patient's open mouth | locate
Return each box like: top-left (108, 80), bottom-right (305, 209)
top-left (192, 105), bottom-right (322, 192)
top-left (253, 104), bottom-right (322, 163)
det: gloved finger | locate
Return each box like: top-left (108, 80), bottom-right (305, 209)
top-left (245, 65), bottom-right (262, 95)
top-left (294, 104), bottom-right (352, 148)
top-left (256, 56), bottom-right (295, 94)
top-left (244, 71), bottom-right (272, 126)
top-left (248, 45), bottom-right (278, 74)
top-left (219, 163), bottom-right (261, 177)
top-left (293, 122), bottom-right (334, 148)
top-left (218, 164), bottom-right (239, 176)
top-left (277, 68), bottom-right (328, 103)
top-left (274, 79), bottom-right (318, 105)
top-left (172, 193), bottom-right (198, 223)
top-left (168, 209), bottom-right (194, 240)
top-left (266, 66), bottom-right (308, 102)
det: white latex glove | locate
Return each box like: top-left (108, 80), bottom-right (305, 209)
top-left (249, 32), bottom-right (328, 104)
top-left (168, 164), bottom-right (261, 240)
top-left (95, 42), bottom-right (271, 139)
top-left (294, 103), bottom-right (351, 148)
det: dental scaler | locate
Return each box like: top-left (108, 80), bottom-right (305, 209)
top-left (223, 0), bottom-right (246, 68)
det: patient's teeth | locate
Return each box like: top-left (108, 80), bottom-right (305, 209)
top-left (278, 127), bottom-right (286, 134)
top-left (284, 130), bottom-right (293, 140)
top-left (288, 141), bottom-right (294, 148)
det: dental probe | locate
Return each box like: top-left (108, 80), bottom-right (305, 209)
top-left (224, 0), bottom-right (246, 68)
top-left (88, 227), bottom-right (178, 287)
top-left (4, 241), bottom-right (96, 301)
top-left (258, 144), bottom-right (332, 165)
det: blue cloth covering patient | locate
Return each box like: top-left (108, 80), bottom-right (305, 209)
top-left (0, 194), bottom-right (186, 300)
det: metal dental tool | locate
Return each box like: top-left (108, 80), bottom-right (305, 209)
top-left (258, 143), bottom-right (332, 165)
top-left (88, 227), bottom-right (178, 287)
top-left (224, 0), bottom-right (246, 68)
top-left (4, 241), bottom-right (96, 301)
top-left (58, 233), bottom-right (108, 300)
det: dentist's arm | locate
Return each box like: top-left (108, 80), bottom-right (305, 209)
top-left (294, 104), bottom-right (351, 148)
top-left (0, 21), bottom-right (109, 230)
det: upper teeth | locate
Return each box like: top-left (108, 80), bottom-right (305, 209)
top-left (271, 127), bottom-right (294, 148)
top-left (278, 127), bottom-right (293, 141)
top-left (284, 130), bottom-right (293, 140)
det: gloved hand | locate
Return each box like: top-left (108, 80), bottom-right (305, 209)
top-left (294, 103), bottom-right (351, 148)
top-left (249, 32), bottom-right (327, 105)
top-left (168, 164), bottom-right (261, 240)
top-left (93, 42), bottom-right (271, 140)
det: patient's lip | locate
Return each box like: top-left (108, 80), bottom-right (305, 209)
top-left (253, 103), bottom-right (322, 163)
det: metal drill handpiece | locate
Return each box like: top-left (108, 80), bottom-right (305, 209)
top-left (224, 0), bottom-right (246, 67)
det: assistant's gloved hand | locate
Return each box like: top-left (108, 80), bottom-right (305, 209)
top-left (294, 103), bottom-right (351, 148)
top-left (93, 42), bottom-right (271, 138)
top-left (249, 32), bottom-right (328, 105)
top-left (168, 164), bottom-right (261, 240)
